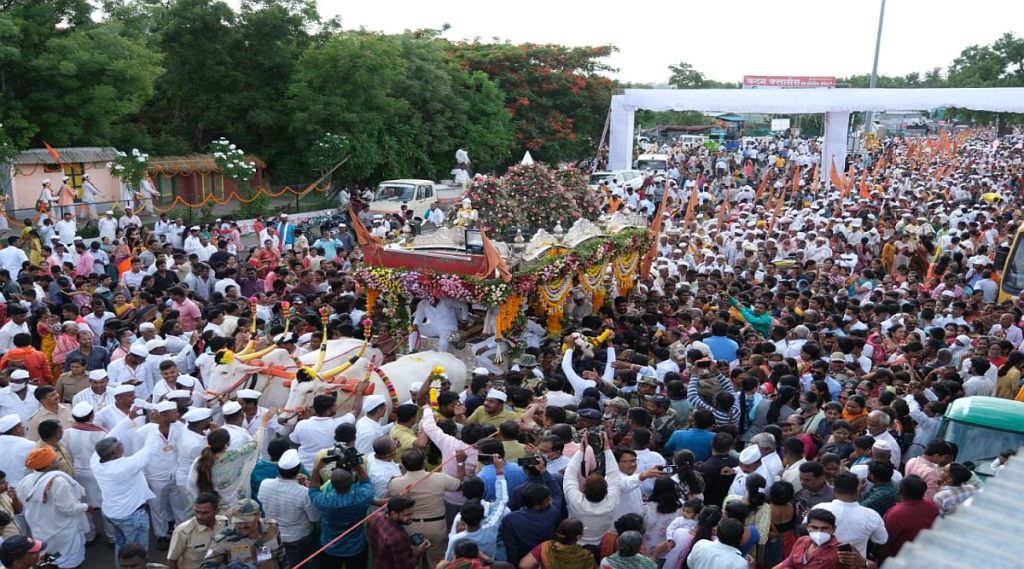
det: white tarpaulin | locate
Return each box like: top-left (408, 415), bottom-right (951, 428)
top-left (770, 118), bottom-right (791, 132)
top-left (608, 87), bottom-right (1024, 182)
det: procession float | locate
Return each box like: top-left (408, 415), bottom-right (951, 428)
top-left (351, 162), bottom-right (657, 360)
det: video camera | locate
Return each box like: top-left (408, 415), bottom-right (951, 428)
top-left (323, 444), bottom-right (363, 471)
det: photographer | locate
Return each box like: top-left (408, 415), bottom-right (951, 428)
top-left (507, 452), bottom-right (562, 512)
top-left (313, 423), bottom-right (359, 483)
top-left (307, 450), bottom-right (374, 568)
top-left (0, 536), bottom-right (55, 569)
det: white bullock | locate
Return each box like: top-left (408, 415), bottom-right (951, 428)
top-left (278, 351), bottom-right (467, 422)
top-left (203, 338), bottom-right (383, 409)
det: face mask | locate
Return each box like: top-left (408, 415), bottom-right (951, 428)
top-left (808, 531), bottom-right (832, 546)
top-left (10, 382), bottom-right (25, 392)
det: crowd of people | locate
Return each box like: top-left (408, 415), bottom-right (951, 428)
top-left (0, 127), bottom-right (1019, 569)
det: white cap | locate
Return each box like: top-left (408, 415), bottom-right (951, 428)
top-left (361, 394), bottom-right (387, 415)
top-left (222, 401), bottom-right (242, 415)
top-left (872, 439), bottom-right (892, 452)
top-left (409, 382), bottom-right (423, 393)
top-left (10, 370), bottom-right (30, 380)
top-left (472, 367), bottom-right (490, 376)
top-left (155, 401), bottom-right (178, 413)
top-left (176, 376), bottom-right (196, 388)
top-left (955, 335), bottom-right (972, 346)
top-left (0, 415), bottom-right (21, 433)
top-left (236, 389), bottom-right (261, 400)
top-left (71, 402), bottom-right (93, 418)
top-left (165, 390), bottom-right (190, 400)
top-left (278, 449), bottom-right (301, 470)
top-left (190, 226), bottom-right (200, 231)
top-left (112, 384), bottom-right (136, 396)
top-left (182, 408), bottom-right (212, 423)
top-left (105, 210), bottom-right (114, 215)
top-left (139, 322), bottom-right (156, 332)
top-left (42, 178), bottom-right (51, 184)
top-left (88, 369), bottom-right (108, 381)
top-left (739, 445), bottom-right (762, 465)
top-left (145, 338), bottom-right (167, 351)
top-left (134, 399), bottom-right (153, 411)
top-left (129, 345), bottom-right (149, 358)
top-left (486, 388), bottom-right (507, 402)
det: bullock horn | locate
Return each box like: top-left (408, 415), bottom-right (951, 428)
top-left (236, 342), bottom-right (277, 362)
top-left (312, 308), bottom-right (330, 373)
top-left (319, 340), bottom-right (369, 379)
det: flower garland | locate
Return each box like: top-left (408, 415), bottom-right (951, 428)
top-left (365, 288), bottom-right (380, 317)
top-left (613, 251), bottom-right (640, 295)
top-left (495, 294), bottom-right (524, 341)
top-left (539, 277), bottom-right (573, 334)
top-left (579, 261), bottom-right (607, 313)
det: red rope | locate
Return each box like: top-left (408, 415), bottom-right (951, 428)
top-left (292, 430), bottom-right (496, 569)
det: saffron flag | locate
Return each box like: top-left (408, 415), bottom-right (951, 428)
top-left (829, 157), bottom-right (846, 191)
top-left (640, 181), bottom-right (672, 279)
top-left (477, 229), bottom-right (512, 282)
top-left (43, 141), bottom-right (62, 163)
top-left (754, 170), bottom-right (771, 201)
top-left (859, 169), bottom-right (871, 199)
top-left (810, 164), bottom-right (820, 195)
top-left (683, 181), bottom-right (699, 224)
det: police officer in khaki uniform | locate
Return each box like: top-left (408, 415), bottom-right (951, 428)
top-left (201, 498), bottom-right (284, 569)
top-left (386, 448), bottom-right (460, 569)
top-left (168, 493), bottom-right (228, 569)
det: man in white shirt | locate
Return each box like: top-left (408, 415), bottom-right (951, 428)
top-left (0, 305), bottom-right (30, 352)
top-left (0, 414), bottom-right (36, 486)
top-left (813, 472), bottom-right (888, 557)
top-left (183, 226), bottom-right (203, 258)
top-left (221, 401), bottom-right (253, 451)
top-left (686, 518), bottom-right (749, 569)
top-left (176, 408), bottom-right (212, 517)
top-left (0, 237), bottom-right (28, 280)
top-left (83, 298), bottom-right (115, 340)
top-left (865, 411), bottom-right (901, 467)
top-left (411, 297), bottom-right (466, 353)
top-left (257, 449), bottom-right (319, 565)
top-left (91, 421), bottom-right (164, 559)
top-left (289, 395), bottom-right (355, 472)
top-left (98, 211), bottom-right (118, 242)
top-left (563, 433), bottom-right (623, 548)
top-left (130, 401), bottom-right (189, 549)
top-left (354, 395), bottom-right (389, 456)
top-left (118, 206), bottom-right (142, 230)
top-left (54, 211), bottom-right (77, 245)
top-left (366, 436), bottom-right (402, 498)
top-left (0, 370), bottom-right (40, 425)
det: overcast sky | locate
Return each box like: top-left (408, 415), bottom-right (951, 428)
top-left (318, 0), bottom-right (1024, 84)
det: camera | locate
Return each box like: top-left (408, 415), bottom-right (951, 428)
top-left (38, 552), bottom-right (61, 568)
top-left (661, 464), bottom-right (676, 475)
top-left (517, 454), bottom-right (544, 469)
top-left (409, 533), bottom-right (427, 547)
top-left (324, 444), bottom-right (362, 471)
top-left (584, 427), bottom-right (606, 475)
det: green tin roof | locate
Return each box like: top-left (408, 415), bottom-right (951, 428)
top-left (944, 396), bottom-right (1024, 433)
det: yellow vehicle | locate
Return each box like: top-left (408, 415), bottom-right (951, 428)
top-left (998, 223), bottom-right (1024, 302)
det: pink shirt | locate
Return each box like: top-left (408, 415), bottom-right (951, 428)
top-left (75, 251), bottom-right (94, 277)
top-left (420, 407), bottom-right (477, 504)
top-left (904, 456), bottom-right (941, 502)
top-left (172, 298), bottom-right (202, 332)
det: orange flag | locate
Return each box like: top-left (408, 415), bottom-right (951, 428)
top-left (640, 182), bottom-right (672, 279)
top-left (829, 157), bottom-right (846, 191)
top-left (933, 165), bottom-right (946, 181)
top-left (810, 163), bottom-right (820, 195)
top-left (843, 163), bottom-right (855, 199)
top-left (348, 204), bottom-right (382, 249)
top-left (43, 141), bottom-right (62, 163)
top-left (477, 229), bottom-right (512, 282)
top-left (859, 169), bottom-right (871, 199)
top-left (716, 192), bottom-right (730, 233)
top-left (754, 170), bottom-right (771, 201)
top-left (683, 182), bottom-right (699, 224)
top-left (770, 176), bottom-right (791, 231)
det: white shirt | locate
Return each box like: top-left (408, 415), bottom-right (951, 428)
top-left (54, 220), bottom-right (77, 244)
top-left (84, 311), bottom-right (114, 340)
top-left (813, 499), bottom-right (888, 557)
top-left (258, 477), bottom-right (320, 542)
top-left (16, 470), bottom-right (89, 568)
top-left (612, 473), bottom-right (643, 521)
top-left (0, 434), bottom-right (37, 485)
top-left (544, 391), bottom-right (575, 408)
top-left (62, 426), bottom-right (107, 483)
top-left (94, 405), bottom-right (142, 433)
top-left (366, 455), bottom-right (402, 498)
top-left (563, 449), bottom-right (623, 545)
top-left (0, 320), bottom-right (29, 352)
top-left (175, 429), bottom-right (208, 487)
top-left (289, 414), bottom-right (354, 472)
top-left (869, 430), bottom-right (902, 467)
top-left (91, 425), bottom-right (163, 519)
top-left (0, 385), bottom-right (38, 425)
top-left (98, 217), bottom-right (117, 242)
top-left (223, 423), bottom-right (252, 451)
top-left (354, 415), bottom-right (384, 456)
top-left (0, 246), bottom-right (28, 279)
top-left (184, 235), bottom-right (203, 257)
top-left (134, 422), bottom-right (183, 481)
top-left (687, 539), bottom-right (747, 569)
top-left (636, 448), bottom-right (667, 496)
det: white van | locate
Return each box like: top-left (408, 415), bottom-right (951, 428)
top-left (635, 153), bottom-right (669, 174)
top-left (369, 179), bottom-right (459, 218)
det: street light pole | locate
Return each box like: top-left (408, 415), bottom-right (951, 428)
top-left (864, 0), bottom-right (886, 134)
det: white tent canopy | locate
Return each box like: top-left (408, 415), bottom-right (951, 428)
top-left (609, 87), bottom-right (1024, 183)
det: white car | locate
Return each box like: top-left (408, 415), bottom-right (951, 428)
top-left (588, 169), bottom-right (645, 191)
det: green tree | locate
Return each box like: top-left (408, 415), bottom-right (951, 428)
top-left (667, 61), bottom-right (739, 89)
top-left (448, 42), bottom-right (617, 162)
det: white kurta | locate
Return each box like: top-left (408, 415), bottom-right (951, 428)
top-left (16, 471), bottom-right (89, 568)
top-left (62, 426), bottom-right (108, 506)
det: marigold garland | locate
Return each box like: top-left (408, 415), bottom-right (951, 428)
top-left (495, 294), bottom-right (524, 341)
top-left (613, 251), bottom-right (640, 295)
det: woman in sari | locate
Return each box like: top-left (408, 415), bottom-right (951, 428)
top-left (519, 518), bottom-right (594, 569)
top-left (188, 410), bottom-right (273, 513)
top-left (51, 321), bottom-right (81, 377)
top-left (113, 239), bottom-right (132, 280)
top-left (112, 291), bottom-right (135, 321)
top-left (22, 228), bottom-right (44, 266)
top-left (600, 531), bottom-right (657, 569)
top-left (723, 473), bottom-right (770, 560)
top-left (34, 308), bottom-right (60, 376)
top-left (842, 394), bottom-right (869, 434)
top-left (254, 239), bottom-right (280, 279)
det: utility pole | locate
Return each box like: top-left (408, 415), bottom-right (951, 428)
top-left (864, 0), bottom-right (886, 134)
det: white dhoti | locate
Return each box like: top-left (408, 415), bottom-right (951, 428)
top-left (470, 338), bottom-right (503, 374)
top-left (415, 323), bottom-right (455, 353)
